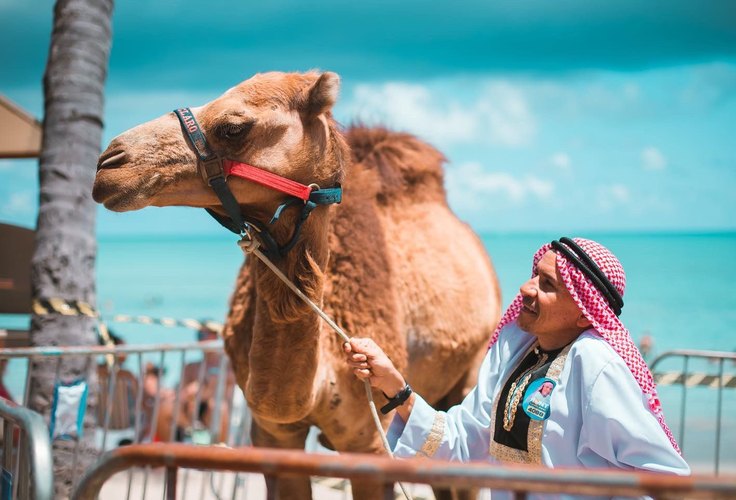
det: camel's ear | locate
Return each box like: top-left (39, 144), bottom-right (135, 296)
top-left (304, 72), bottom-right (340, 117)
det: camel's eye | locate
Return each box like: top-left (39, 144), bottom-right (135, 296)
top-left (217, 120), bottom-right (254, 141)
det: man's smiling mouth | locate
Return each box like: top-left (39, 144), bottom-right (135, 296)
top-left (522, 302), bottom-right (537, 315)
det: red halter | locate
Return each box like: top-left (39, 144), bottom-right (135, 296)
top-left (222, 160), bottom-right (312, 201)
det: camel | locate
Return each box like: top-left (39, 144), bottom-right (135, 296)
top-left (93, 71), bottom-right (501, 499)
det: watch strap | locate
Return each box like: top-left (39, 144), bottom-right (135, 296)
top-left (380, 384), bottom-right (413, 415)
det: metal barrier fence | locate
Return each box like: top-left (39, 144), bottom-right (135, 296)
top-left (0, 341), bottom-right (251, 498)
top-left (0, 396), bottom-right (53, 500)
top-left (1, 342), bottom-right (734, 499)
top-left (651, 349), bottom-right (736, 476)
top-left (71, 443), bottom-right (736, 500)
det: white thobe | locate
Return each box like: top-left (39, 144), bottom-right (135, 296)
top-left (387, 322), bottom-right (690, 499)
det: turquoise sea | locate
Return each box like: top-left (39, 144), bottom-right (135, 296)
top-left (90, 231), bottom-right (736, 352)
top-left (4, 231), bottom-right (735, 470)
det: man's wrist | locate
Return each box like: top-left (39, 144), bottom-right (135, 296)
top-left (380, 383), bottom-right (413, 415)
top-left (381, 379), bottom-right (407, 399)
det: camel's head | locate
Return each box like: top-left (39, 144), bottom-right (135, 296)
top-left (93, 71), bottom-right (347, 219)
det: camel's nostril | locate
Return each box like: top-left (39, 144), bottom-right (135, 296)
top-left (97, 150), bottom-right (127, 170)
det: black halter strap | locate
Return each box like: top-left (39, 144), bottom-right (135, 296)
top-left (550, 237), bottom-right (624, 316)
top-left (174, 108), bottom-right (246, 235)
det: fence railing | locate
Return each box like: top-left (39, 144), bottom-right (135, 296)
top-left (0, 340), bottom-right (250, 497)
top-left (651, 349), bottom-right (736, 476)
top-left (71, 443), bottom-right (736, 500)
top-left (0, 396), bottom-right (53, 500)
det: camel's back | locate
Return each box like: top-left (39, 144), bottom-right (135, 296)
top-left (345, 125), bottom-right (447, 207)
top-left (327, 126), bottom-right (501, 402)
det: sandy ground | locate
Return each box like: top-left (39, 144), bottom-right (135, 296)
top-left (93, 458), bottom-right (735, 500)
top-left (90, 459), bottom-right (736, 500)
top-left (99, 468), bottom-right (436, 499)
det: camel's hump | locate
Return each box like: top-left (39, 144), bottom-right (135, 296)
top-left (345, 125), bottom-right (447, 204)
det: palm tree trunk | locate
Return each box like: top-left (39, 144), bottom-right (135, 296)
top-left (29, 0), bottom-right (113, 497)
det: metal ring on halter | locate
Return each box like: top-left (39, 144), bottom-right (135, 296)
top-left (237, 227), bottom-right (261, 254)
top-left (308, 183), bottom-right (320, 198)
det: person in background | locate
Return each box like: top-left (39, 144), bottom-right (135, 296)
top-left (141, 362), bottom-right (176, 441)
top-left (0, 333), bottom-right (15, 403)
top-left (96, 329), bottom-right (137, 433)
top-left (0, 341), bottom-right (19, 446)
top-left (0, 358), bottom-right (14, 403)
top-left (639, 332), bottom-right (654, 364)
top-left (344, 237), bottom-right (688, 492)
top-left (156, 320), bottom-right (235, 443)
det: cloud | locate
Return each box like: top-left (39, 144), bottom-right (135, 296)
top-left (525, 78), bottom-right (648, 120)
top-left (477, 83), bottom-right (536, 147)
top-left (346, 80), bottom-right (535, 147)
top-left (680, 63), bottom-right (736, 108)
top-left (595, 183), bottom-right (631, 211)
top-left (524, 176), bottom-right (555, 199)
top-left (349, 83), bottom-right (477, 145)
top-left (1, 191), bottom-right (34, 215)
top-left (550, 152), bottom-right (571, 170)
top-left (446, 162), bottom-right (554, 205)
top-left (641, 147), bottom-right (667, 170)
top-left (610, 184), bottom-right (630, 203)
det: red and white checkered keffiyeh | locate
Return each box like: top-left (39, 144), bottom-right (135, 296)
top-left (489, 238), bottom-right (680, 453)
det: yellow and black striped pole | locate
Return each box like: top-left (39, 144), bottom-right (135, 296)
top-left (32, 298), bottom-right (223, 333)
top-left (32, 297), bottom-right (223, 366)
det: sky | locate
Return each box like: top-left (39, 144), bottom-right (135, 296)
top-left (1, 0), bottom-right (735, 236)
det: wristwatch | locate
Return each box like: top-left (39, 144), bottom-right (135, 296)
top-left (380, 383), bottom-right (413, 414)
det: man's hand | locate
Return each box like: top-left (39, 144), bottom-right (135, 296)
top-left (343, 338), bottom-right (406, 397)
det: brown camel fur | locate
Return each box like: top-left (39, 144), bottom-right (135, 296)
top-left (93, 71), bottom-right (501, 499)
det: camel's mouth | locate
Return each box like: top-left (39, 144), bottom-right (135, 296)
top-left (93, 167), bottom-right (164, 212)
top-left (95, 191), bottom-right (135, 212)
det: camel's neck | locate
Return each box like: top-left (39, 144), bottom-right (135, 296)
top-left (244, 212), bottom-right (331, 422)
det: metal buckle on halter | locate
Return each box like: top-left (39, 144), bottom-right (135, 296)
top-left (237, 225), bottom-right (261, 254)
top-left (201, 157), bottom-right (225, 186)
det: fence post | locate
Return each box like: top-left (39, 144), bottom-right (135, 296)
top-left (165, 466), bottom-right (178, 500)
top-left (0, 397), bottom-right (54, 500)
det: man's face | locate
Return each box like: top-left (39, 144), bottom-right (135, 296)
top-left (517, 250), bottom-right (588, 350)
top-left (540, 382), bottom-right (554, 396)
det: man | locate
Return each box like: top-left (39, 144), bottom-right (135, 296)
top-left (344, 238), bottom-right (688, 482)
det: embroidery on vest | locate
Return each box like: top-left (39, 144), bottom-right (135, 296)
top-left (489, 343), bottom-right (572, 465)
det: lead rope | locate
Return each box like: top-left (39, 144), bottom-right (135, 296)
top-left (238, 235), bottom-right (413, 500)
